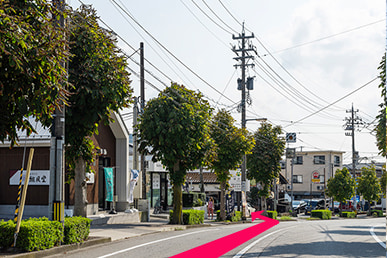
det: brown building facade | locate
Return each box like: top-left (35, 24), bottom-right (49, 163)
top-left (0, 112), bottom-right (130, 219)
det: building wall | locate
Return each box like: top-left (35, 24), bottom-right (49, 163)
top-left (0, 146), bottom-right (50, 206)
top-left (282, 150), bottom-right (343, 199)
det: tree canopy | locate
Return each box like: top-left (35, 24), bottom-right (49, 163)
top-left (66, 4), bottom-right (133, 216)
top-left (65, 4), bottom-right (132, 175)
top-left (138, 83), bottom-right (212, 224)
top-left (326, 167), bottom-right (355, 214)
top-left (375, 54), bottom-right (386, 157)
top-left (246, 122), bottom-right (285, 209)
top-left (208, 109), bottom-right (255, 220)
top-left (357, 166), bottom-right (380, 211)
top-left (0, 0), bottom-right (69, 146)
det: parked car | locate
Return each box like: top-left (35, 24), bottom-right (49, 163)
top-left (304, 199), bottom-right (325, 215)
top-left (292, 200), bottom-right (307, 214)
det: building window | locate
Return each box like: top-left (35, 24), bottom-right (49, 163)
top-left (314, 155), bottom-right (325, 164)
top-left (294, 156), bottom-right (303, 165)
top-left (292, 175), bottom-right (303, 183)
top-left (334, 156), bottom-right (340, 167)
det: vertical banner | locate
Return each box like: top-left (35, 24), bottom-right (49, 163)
top-left (226, 190), bottom-right (235, 218)
top-left (129, 169), bottom-right (139, 204)
top-left (104, 167), bottom-right (114, 202)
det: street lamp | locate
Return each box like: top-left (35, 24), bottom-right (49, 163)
top-left (241, 117), bottom-right (267, 221)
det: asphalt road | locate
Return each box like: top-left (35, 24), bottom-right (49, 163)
top-left (49, 217), bottom-right (385, 258)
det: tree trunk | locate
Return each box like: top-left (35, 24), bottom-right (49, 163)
top-left (220, 181), bottom-right (226, 221)
top-left (74, 158), bottom-right (87, 217)
top-left (261, 196), bottom-right (266, 211)
top-left (171, 162), bottom-right (183, 224)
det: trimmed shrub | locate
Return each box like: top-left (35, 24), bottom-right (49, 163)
top-left (341, 212), bottom-right (356, 218)
top-left (215, 210), bottom-right (241, 222)
top-left (63, 216), bottom-right (91, 245)
top-left (265, 211), bottom-right (278, 220)
top-left (0, 216), bottom-right (92, 251)
top-left (17, 219), bottom-right (63, 251)
top-left (370, 210), bottom-right (383, 217)
top-left (169, 210), bottom-right (204, 225)
top-left (0, 220), bottom-right (16, 249)
top-left (311, 210), bottom-right (331, 220)
top-left (232, 211), bottom-right (241, 222)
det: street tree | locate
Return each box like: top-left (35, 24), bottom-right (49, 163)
top-left (0, 0), bottom-right (69, 146)
top-left (137, 83), bottom-right (212, 224)
top-left (357, 166), bottom-right (380, 212)
top-left (66, 5), bottom-right (132, 216)
top-left (326, 167), bottom-right (355, 215)
top-left (380, 167), bottom-right (386, 198)
top-left (246, 123), bottom-right (285, 211)
top-left (208, 109), bottom-right (255, 221)
top-left (375, 54), bottom-right (386, 157)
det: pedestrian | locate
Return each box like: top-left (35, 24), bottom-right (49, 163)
top-left (208, 197), bottom-right (214, 220)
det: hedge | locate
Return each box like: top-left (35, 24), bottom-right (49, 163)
top-left (215, 210), bottom-right (241, 222)
top-left (311, 210), bottom-right (331, 220)
top-left (341, 212), bottom-right (356, 218)
top-left (265, 211), bottom-right (277, 220)
top-left (0, 216), bottom-right (91, 252)
top-left (63, 216), bottom-right (91, 245)
top-left (169, 209), bottom-right (204, 225)
top-left (370, 210), bottom-right (383, 217)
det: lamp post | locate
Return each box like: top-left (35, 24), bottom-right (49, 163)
top-left (241, 118), bottom-right (267, 221)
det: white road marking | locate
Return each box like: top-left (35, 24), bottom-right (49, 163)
top-left (370, 224), bottom-right (385, 249)
top-left (97, 228), bottom-right (217, 258)
top-left (233, 227), bottom-right (293, 258)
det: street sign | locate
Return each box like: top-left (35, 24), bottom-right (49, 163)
top-left (286, 148), bottom-right (296, 158)
top-left (286, 133), bottom-right (296, 143)
top-left (312, 171), bottom-right (320, 183)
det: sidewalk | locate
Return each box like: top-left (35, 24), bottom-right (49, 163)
top-left (88, 210), bottom-right (218, 241)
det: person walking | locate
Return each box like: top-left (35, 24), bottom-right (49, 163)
top-left (208, 197), bottom-right (214, 220)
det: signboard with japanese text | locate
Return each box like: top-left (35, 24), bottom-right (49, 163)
top-left (229, 170), bottom-right (250, 192)
top-left (9, 170), bottom-right (50, 186)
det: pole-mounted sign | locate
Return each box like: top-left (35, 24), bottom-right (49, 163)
top-left (286, 133), bottom-right (296, 143)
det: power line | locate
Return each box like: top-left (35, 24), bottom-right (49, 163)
top-left (285, 77), bottom-right (378, 127)
top-left (109, 0), bottom-right (236, 104)
top-left (189, 0), bottom-right (234, 34)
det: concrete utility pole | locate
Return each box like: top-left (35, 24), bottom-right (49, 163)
top-left (344, 104), bottom-right (363, 212)
top-left (232, 23), bottom-right (256, 221)
top-left (140, 42), bottom-right (147, 199)
top-left (49, 0), bottom-right (66, 223)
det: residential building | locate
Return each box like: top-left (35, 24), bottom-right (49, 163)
top-left (281, 150), bottom-right (344, 200)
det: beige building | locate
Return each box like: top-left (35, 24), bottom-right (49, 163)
top-left (281, 150), bottom-right (344, 200)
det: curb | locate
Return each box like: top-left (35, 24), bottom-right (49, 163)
top-left (2, 237), bottom-right (111, 258)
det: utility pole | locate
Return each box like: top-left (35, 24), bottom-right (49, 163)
top-left (140, 42), bottom-right (147, 199)
top-left (344, 104), bottom-right (363, 212)
top-left (49, 0), bottom-right (66, 224)
top-left (133, 97), bottom-right (139, 171)
top-left (232, 23), bottom-right (256, 221)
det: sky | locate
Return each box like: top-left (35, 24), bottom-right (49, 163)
top-left (69, 0), bottom-right (386, 164)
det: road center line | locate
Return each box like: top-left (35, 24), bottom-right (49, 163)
top-left (370, 224), bottom-right (385, 249)
top-left (233, 227), bottom-right (293, 258)
top-left (97, 228), bottom-right (217, 258)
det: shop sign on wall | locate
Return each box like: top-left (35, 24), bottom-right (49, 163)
top-left (9, 170), bottom-right (50, 186)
